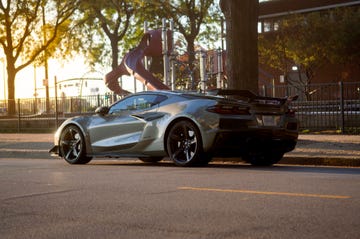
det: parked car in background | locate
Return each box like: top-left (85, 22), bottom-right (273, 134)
top-left (49, 90), bottom-right (299, 166)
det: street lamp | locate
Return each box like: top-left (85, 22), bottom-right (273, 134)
top-left (292, 65), bottom-right (298, 71)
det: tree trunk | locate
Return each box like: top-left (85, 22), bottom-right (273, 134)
top-left (111, 38), bottom-right (119, 70)
top-left (6, 63), bottom-right (16, 115)
top-left (220, 0), bottom-right (259, 93)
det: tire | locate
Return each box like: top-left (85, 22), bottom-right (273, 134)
top-left (243, 152), bottom-right (284, 166)
top-left (166, 120), bottom-right (209, 167)
top-left (139, 157), bottom-right (163, 163)
top-left (59, 125), bottom-right (92, 164)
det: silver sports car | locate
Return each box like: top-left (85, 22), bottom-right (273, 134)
top-left (49, 90), bottom-right (299, 166)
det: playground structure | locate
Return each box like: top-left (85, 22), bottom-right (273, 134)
top-left (104, 19), bottom-right (225, 95)
top-left (104, 29), bottom-right (170, 94)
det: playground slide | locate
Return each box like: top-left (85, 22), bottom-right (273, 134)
top-left (104, 29), bottom-right (170, 95)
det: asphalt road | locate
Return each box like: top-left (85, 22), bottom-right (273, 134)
top-left (1, 157), bottom-right (359, 239)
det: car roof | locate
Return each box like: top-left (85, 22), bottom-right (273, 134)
top-left (133, 90), bottom-right (217, 98)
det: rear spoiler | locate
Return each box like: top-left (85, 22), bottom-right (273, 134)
top-left (207, 89), bottom-right (298, 105)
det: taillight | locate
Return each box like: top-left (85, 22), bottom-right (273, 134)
top-left (207, 105), bottom-right (250, 115)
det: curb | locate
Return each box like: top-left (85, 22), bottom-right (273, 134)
top-left (212, 156), bottom-right (360, 167)
top-left (280, 156), bottom-right (360, 167)
top-left (1, 153), bottom-right (359, 167)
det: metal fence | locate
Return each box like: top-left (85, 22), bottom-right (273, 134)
top-left (262, 81), bottom-right (360, 134)
top-left (0, 94), bottom-right (121, 133)
top-left (0, 81), bottom-right (359, 134)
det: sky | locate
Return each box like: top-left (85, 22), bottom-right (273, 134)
top-left (0, 57), bottom-right (97, 100)
top-left (15, 56), bottom-right (106, 99)
top-left (0, 55), bottom-right (141, 100)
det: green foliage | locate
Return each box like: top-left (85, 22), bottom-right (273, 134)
top-left (73, 0), bottom-right (220, 89)
top-left (259, 6), bottom-right (360, 86)
top-left (1, 0), bottom-right (79, 68)
top-left (149, 0), bottom-right (219, 89)
top-left (0, 0), bottom-right (79, 112)
top-left (328, 7), bottom-right (360, 64)
top-left (75, 0), bottom-right (141, 69)
top-left (156, 0), bottom-right (220, 49)
top-left (1, 0), bottom-right (222, 98)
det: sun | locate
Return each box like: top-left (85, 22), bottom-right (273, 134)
top-left (14, 56), bottom-right (105, 99)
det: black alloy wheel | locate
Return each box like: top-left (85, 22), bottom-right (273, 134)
top-left (166, 120), bottom-right (208, 166)
top-left (59, 125), bottom-right (92, 164)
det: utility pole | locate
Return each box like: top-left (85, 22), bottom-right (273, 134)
top-left (42, 3), bottom-right (50, 113)
top-left (217, 48), bottom-right (223, 88)
top-left (199, 51), bottom-right (207, 92)
top-left (169, 20), bottom-right (176, 91)
top-left (143, 21), bottom-right (148, 91)
top-left (162, 18), bottom-right (170, 87)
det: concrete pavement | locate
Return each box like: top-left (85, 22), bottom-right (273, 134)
top-left (0, 133), bottom-right (359, 166)
top-left (281, 134), bottom-right (360, 167)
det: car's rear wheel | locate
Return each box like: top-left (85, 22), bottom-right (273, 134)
top-left (166, 120), bottom-right (208, 166)
top-left (139, 157), bottom-right (163, 163)
top-left (243, 152), bottom-right (284, 166)
top-left (59, 125), bottom-right (92, 164)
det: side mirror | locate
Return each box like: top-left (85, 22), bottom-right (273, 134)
top-left (95, 106), bottom-right (109, 115)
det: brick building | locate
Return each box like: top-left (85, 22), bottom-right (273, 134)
top-left (258, 0), bottom-right (360, 90)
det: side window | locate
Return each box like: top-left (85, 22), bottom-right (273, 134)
top-left (109, 96), bottom-right (137, 114)
top-left (109, 94), bottom-right (167, 115)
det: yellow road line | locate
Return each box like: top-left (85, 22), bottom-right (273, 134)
top-left (178, 187), bottom-right (351, 199)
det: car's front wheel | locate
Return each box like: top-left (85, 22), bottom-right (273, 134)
top-left (166, 120), bottom-right (209, 166)
top-left (59, 125), bottom-right (92, 164)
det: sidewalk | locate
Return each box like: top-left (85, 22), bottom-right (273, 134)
top-left (0, 133), bottom-right (359, 166)
top-left (281, 134), bottom-right (360, 166)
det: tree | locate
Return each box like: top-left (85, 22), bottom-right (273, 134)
top-left (146, 0), bottom-right (219, 90)
top-left (77, 0), bottom-right (138, 71)
top-left (220, 0), bottom-right (259, 93)
top-left (0, 0), bottom-right (79, 114)
top-left (258, 7), bottom-right (360, 100)
top-left (328, 7), bottom-right (360, 66)
top-left (75, 0), bottom-right (221, 91)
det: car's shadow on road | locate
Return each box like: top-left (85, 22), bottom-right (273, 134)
top-left (87, 159), bottom-right (360, 175)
